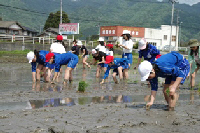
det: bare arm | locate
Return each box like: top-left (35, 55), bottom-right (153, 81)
top-left (52, 72), bottom-right (58, 82)
top-left (91, 58), bottom-right (97, 65)
top-left (98, 56), bottom-right (105, 64)
top-left (82, 49), bottom-right (86, 56)
top-left (117, 44), bottom-right (130, 50)
top-left (169, 77), bottom-right (182, 96)
top-left (134, 58), bottom-right (142, 69)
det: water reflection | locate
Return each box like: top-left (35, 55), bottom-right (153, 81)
top-left (30, 97), bottom-right (75, 109)
top-left (1, 93), bottom-right (199, 110)
top-left (32, 82), bottom-right (63, 92)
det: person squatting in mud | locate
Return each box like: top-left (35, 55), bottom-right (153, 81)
top-left (134, 38), bottom-right (160, 69)
top-left (45, 52), bottom-right (79, 85)
top-left (27, 50), bottom-right (49, 82)
top-left (91, 49), bottom-right (108, 78)
top-left (79, 41), bottom-right (91, 69)
top-left (47, 35), bottom-right (66, 81)
top-left (138, 51), bottom-right (190, 111)
top-left (100, 55), bottom-right (129, 84)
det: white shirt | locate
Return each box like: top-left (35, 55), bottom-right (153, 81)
top-left (95, 44), bottom-right (106, 53)
top-left (122, 39), bottom-right (134, 53)
top-left (50, 42), bottom-right (66, 54)
top-left (106, 49), bottom-right (113, 56)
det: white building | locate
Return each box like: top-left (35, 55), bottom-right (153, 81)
top-left (100, 25), bottom-right (179, 50)
top-left (144, 25), bottom-right (179, 50)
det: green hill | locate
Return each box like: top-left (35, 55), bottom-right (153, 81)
top-left (0, 0), bottom-right (200, 42)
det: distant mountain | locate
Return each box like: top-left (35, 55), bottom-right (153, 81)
top-left (0, 0), bottom-right (200, 41)
top-left (158, 0), bottom-right (200, 5)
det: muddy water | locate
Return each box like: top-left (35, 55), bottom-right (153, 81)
top-left (1, 93), bottom-right (200, 110)
top-left (1, 63), bottom-right (200, 133)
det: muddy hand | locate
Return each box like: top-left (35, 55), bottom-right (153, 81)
top-left (51, 81), bottom-right (55, 84)
top-left (169, 85), bottom-right (176, 95)
top-left (100, 81), bottom-right (104, 84)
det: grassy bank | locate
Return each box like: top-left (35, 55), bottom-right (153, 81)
top-left (0, 50), bottom-right (30, 63)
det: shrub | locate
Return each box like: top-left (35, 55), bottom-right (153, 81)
top-left (133, 41), bottom-right (138, 49)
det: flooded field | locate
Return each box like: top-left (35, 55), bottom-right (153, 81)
top-left (0, 63), bottom-right (200, 133)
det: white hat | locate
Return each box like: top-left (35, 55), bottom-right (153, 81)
top-left (122, 30), bottom-right (131, 35)
top-left (138, 38), bottom-right (147, 50)
top-left (77, 40), bottom-right (83, 46)
top-left (97, 37), bottom-right (104, 41)
top-left (92, 49), bottom-right (97, 54)
top-left (138, 61), bottom-right (152, 81)
top-left (27, 51), bottom-right (34, 63)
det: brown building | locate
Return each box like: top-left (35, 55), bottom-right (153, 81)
top-left (100, 25), bottom-right (145, 42)
top-left (0, 21), bottom-right (38, 37)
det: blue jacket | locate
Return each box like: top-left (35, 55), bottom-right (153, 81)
top-left (138, 44), bottom-right (160, 63)
top-left (54, 52), bottom-right (78, 72)
top-left (150, 52), bottom-right (189, 91)
top-left (31, 50), bottom-right (49, 72)
top-left (103, 58), bottom-right (129, 79)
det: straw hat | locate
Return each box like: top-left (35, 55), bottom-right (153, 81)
top-left (188, 39), bottom-right (199, 47)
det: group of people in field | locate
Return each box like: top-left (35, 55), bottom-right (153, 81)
top-left (27, 30), bottom-right (200, 111)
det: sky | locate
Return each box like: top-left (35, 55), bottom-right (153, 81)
top-left (158, 0), bottom-right (200, 5)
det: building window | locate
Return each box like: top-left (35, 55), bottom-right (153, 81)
top-left (102, 30), bottom-right (105, 34)
top-left (148, 42), bottom-right (156, 46)
top-left (13, 30), bottom-right (19, 35)
top-left (0, 29), bottom-right (6, 33)
top-left (172, 36), bottom-right (176, 42)
top-left (164, 35), bottom-right (167, 40)
top-left (136, 31), bottom-right (139, 35)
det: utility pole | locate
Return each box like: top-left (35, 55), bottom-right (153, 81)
top-left (176, 10), bottom-right (179, 51)
top-left (169, 0), bottom-right (178, 52)
top-left (179, 22), bottom-right (183, 47)
top-left (60, 0), bottom-right (62, 24)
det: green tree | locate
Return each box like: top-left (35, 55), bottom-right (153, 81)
top-left (44, 11), bottom-right (70, 30)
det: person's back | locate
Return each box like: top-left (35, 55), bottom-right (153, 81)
top-left (36, 50), bottom-right (49, 64)
top-left (81, 45), bottom-right (88, 55)
top-left (96, 44), bottom-right (106, 53)
top-left (50, 42), bottom-right (66, 54)
top-left (154, 52), bottom-right (183, 68)
top-left (55, 52), bottom-right (78, 65)
top-left (139, 44), bottom-right (160, 63)
top-left (71, 45), bottom-right (80, 55)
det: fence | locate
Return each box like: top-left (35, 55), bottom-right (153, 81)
top-left (0, 34), bottom-right (88, 46)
